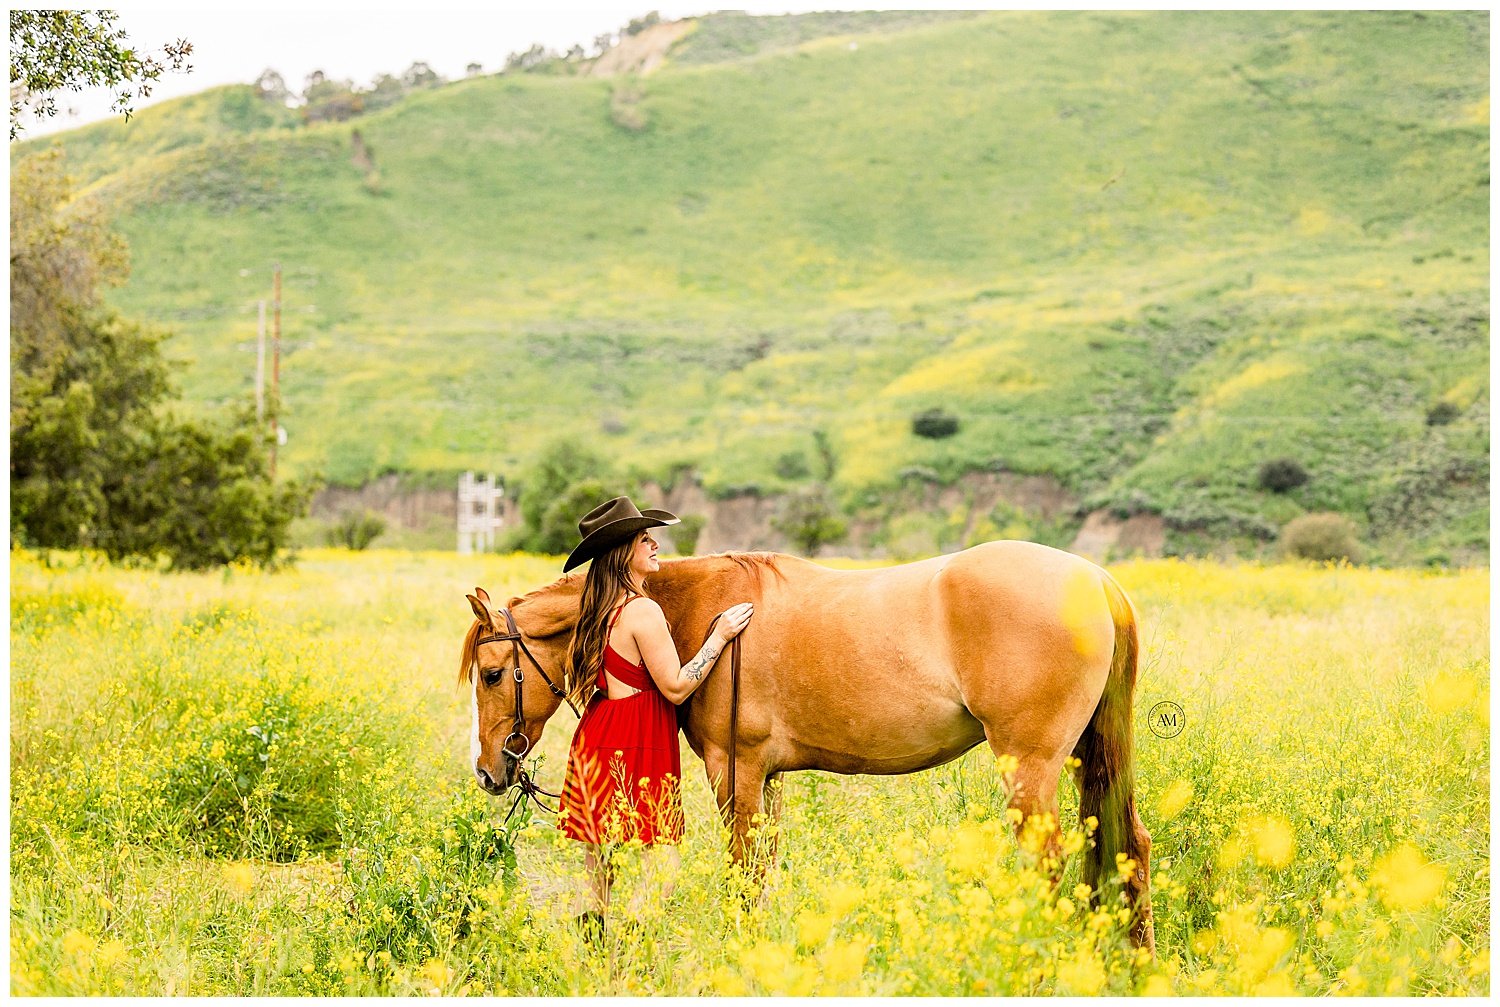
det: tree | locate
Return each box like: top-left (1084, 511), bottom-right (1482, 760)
top-left (364, 73), bottom-right (406, 112)
top-left (401, 61), bottom-right (441, 89)
top-left (102, 406), bottom-right (313, 569)
top-left (624, 11), bottom-right (662, 36)
top-left (9, 10), bottom-right (192, 140)
top-left (10, 148), bottom-right (129, 428)
top-left (9, 149), bottom-right (310, 566)
top-left (504, 44), bottom-right (554, 74)
top-left (501, 439), bottom-right (624, 554)
top-left (772, 486), bottom-right (848, 557)
top-left (254, 67), bottom-right (289, 105)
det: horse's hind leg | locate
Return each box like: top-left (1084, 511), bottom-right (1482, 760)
top-left (986, 738), bottom-right (1067, 887)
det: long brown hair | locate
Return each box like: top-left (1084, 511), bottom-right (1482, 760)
top-left (564, 532), bottom-right (650, 708)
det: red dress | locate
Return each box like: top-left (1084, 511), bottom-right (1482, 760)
top-left (558, 594), bottom-right (684, 846)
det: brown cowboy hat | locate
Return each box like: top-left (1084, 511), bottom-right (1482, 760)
top-left (563, 495), bottom-right (680, 572)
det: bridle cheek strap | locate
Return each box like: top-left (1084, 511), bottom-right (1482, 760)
top-left (474, 606), bottom-right (581, 820)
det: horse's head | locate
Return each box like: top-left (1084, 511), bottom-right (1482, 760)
top-left (462, 587), bottom-right (567, 795)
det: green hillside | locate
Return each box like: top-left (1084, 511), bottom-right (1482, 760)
top-left (15, 10), bottom-right (1489, 562)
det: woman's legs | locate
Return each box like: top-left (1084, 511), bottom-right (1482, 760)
top-left (623, 843), bottom-right (681, 916)
top-left (571, 843), bottom-right (612, 917)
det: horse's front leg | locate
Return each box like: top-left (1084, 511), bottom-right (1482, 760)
top-left (704, 746), bottom-right (771, 892)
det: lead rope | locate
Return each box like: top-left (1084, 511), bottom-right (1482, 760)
top-left (700, 614), bottom-right (744, 831)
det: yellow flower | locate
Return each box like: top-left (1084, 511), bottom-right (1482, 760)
top-left (222, 862), bottom-right (255, 895)
top-left (1372, 843), bottom-right (1447, 911)
top-left (418, 958), bottom-right (452, 991)
top-left (741, 940), bottom-right (796, 993)
top-left (1217, 836), bottom-right (1246, 870)
top-left (1251, 815), bottom-right (1296, 869)
top-left (1056, 947), bottom-right (1107, 994)
top-left (61, 929), bottom-right (95, 959)
top-left (795, 910), bottom-right (833, 948)
top-left (710, 965), bottom-right (747, 996)
top-left (94, 939), bottom-right (127, 969)
top-left (825, 882), bottom-right (864, 919)
top-left (1141, 973), bottom-right (1174, 996)
top-left (1157, 779), bottom-right (1194, 820)
top-left (821, 937), bottom-right (868, 986)
top-left (1422, 671), bottom-right (1476, 715)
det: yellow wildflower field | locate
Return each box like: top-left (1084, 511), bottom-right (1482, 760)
top-left (9, 549), bottom-right (1489, 995)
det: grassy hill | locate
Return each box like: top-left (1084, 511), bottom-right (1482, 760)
top-left (15, 9), bottom-right (1489, 562)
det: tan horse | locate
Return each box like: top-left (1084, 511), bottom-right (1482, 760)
top-left (460, 540), bottom-right (1154, 953)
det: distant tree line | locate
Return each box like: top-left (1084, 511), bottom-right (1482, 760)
top-left (253, 62), bottom-right (448, 124)
top-left (251, 9), bottom-right (671, 123)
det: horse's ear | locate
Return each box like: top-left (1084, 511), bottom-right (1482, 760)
top-left (475, 587), bottom-right (491, 604)
top-left (466, 594), bottom-right (493, 627)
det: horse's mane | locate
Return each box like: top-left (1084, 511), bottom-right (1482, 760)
top-left (458, 618), bottom-right (483, 686)
top-left (506, 571), bottom-right (587, 637)
top-left (716, 550), bottom-right (790, 589)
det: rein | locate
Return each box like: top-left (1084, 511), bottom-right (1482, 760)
top-left (473, 606), bottom-right (580, 821)
top-left (700, 613), bottom-right (744, 829)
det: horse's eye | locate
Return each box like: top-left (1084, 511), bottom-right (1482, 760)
top-left (483, 668), bottom-right (503, 687)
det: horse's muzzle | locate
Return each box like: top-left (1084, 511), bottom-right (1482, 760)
top-left (473, 763), bottom-right (510, 795)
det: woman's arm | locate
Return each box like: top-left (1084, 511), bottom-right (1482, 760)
top-left (629, 598), bottom-right (753, 705)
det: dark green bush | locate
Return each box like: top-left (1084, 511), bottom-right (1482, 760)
top-left (912, 407), bottom-right (961, 440)
top-left (327, 509), bottom-right (388, 550)
top-left (1258, 458), bottom-right (1309, 493)
top-left (775, 451), bottom-right (811, 479)
top-left (771, 485), bottom-right (848, 556)
top-left (1426, 400), bottom-right (1462, 426)
top-left (1280, 512), bottom-right (1363, 563)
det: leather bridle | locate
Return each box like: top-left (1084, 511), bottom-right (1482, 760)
top-left (473, 606), bottom-right (580, 821)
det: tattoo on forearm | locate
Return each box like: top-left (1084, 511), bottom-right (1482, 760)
top-left (683, 639), bottom-right (722, 682)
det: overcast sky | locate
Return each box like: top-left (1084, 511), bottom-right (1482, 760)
top-left (18, 2), bottom-right (977, 137)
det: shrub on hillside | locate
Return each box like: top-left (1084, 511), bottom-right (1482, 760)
top-left (326, 509), bottom-right (387, 550)
top-left (510, 438), bottom-right (615, 553)
top-left (1258, 457), bottom-right (1309, 493)
top-left (771, 485), bottom-right (848, 557)
top-left (912, 407), bottom-right (960, 440)
top-left (539, 479), bottom-right (618, 555)
top-left (1426, 400), bottom-right (1461, 426)
top-left (1280, 512), bottom-right (1363, 563)
top-left (775, 451), bottom-right (811, 479)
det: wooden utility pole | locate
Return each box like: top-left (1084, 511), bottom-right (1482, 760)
top-left (271, 264), bottom-right (282, 478)
top-left (255, 299), bottom-right (266, 423)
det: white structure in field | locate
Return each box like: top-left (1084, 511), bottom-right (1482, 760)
top-left (457, 472), bottom-right (507, 554)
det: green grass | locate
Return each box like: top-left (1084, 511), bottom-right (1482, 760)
top-left (8, 550), bottom-right (1490, 994)
top-left (13, 10), bottom-right (1489, 562)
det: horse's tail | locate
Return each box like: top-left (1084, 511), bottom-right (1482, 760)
top-left (1073, 569), bottom-right (1154, 951)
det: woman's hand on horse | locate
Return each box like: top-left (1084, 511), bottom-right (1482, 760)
top-left (715, 603), bottom-right (754, 644)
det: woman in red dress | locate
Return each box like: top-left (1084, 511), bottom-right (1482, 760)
top-left (556, 495), bottom-right (753, 938)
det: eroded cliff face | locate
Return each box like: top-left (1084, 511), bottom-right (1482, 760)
top-left (312, 469), bottom-right (1165, 561)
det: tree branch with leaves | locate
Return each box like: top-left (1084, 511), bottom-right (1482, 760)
top-left (9, 10), bottom-right (192, 140)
